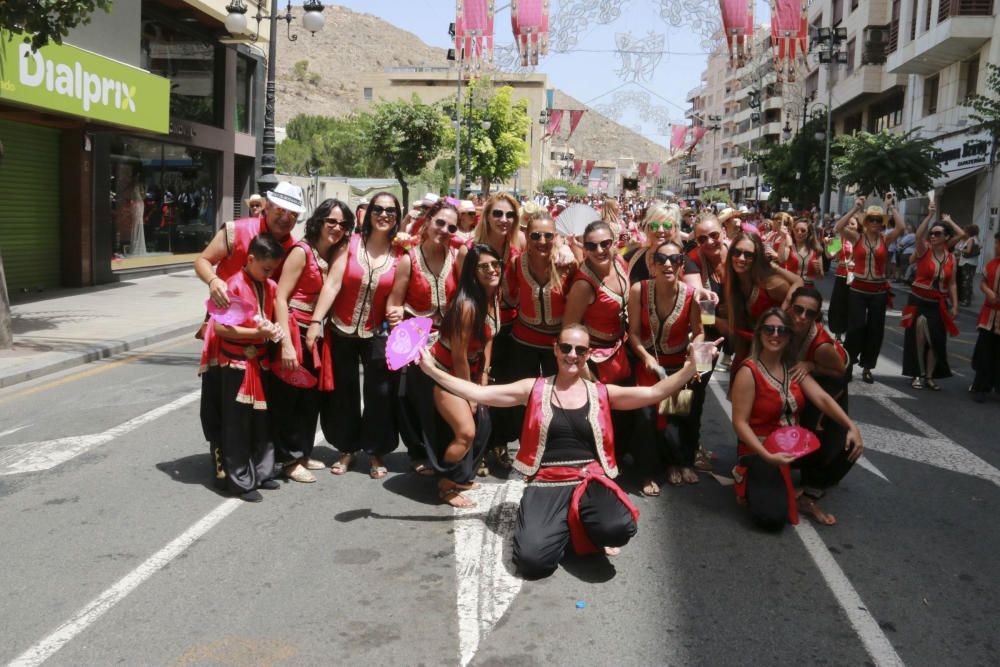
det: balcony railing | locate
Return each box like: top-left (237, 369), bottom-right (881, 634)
top-left (938, 0), bottom-right (995, 22)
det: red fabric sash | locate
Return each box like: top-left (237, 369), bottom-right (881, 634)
top-left (531, 461), bottom-right (639, 555)
top-left (220, 340), bottom-right (269, 409)
top-left (900, 293), bottom-right (959, 337)
top-left (285, 309), bottom-right (335, 390)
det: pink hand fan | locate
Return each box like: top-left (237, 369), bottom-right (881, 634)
top-left (205, 296), bottom-right (254, 326)
top-left (386, 317), bottom-right (433, 371)
top-left (273, 363), bottom-right (318, 388)
top-left (763, 426), bottom-right (820, 459)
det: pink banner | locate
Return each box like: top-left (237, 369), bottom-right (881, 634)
top-left (719, 0), bottom-right (754, 64)
top-left (572, 158), bottom-right (583, 178)
top-left (456, 0), bottom-right (495, 66)
top-left (671, 125), bottom-right (688, 151)
top-left (687, 126), bottom-right (709, 150)
top-left (638, 163), bottom-right (648, 179)
top-left (567, 110), bottom-right (585, 141)
top-left (511, 0), bottom-right (549, 66)
top-left (545, 108), bottom-right (564, 137)
top-left (584, 159), bottom-right (596, 178)
top-left (770, 0), bottom-right (807, 77)
top-left (652, 162), bottom-right (661, 179)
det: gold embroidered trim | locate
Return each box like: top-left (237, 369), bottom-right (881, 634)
top-left (225, 220), bottom-right (235, 255)
top-left (289, 298), bottom-right (315, 313)
top-left (647, 281), bottom-right (688, 355)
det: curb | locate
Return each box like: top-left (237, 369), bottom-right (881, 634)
top-left (0, 319), bottom-right (203, 390)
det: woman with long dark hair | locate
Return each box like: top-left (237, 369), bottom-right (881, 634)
top-left (407, 244), bottom-right (502, 506)
top-left (271, 199), bottom-right (353, 483)
top-left (972, 232), bottom-right (1000, 402)
top-left (956, 225), bottom-right (981, 307)
top-left (306, 191), bottom-right (409, 479)
top-left (902, 203), bottom-right (964, 389)
top-left (827, 215), bottom-right (857, 339)
top-left (731, 308), bottom-right (863, 531)
top-left (784, 218), bottom-right (824, 287)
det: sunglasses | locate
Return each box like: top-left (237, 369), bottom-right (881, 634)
top-left (249, 203), bottom-right (263, 210)
top-left (792, 304), bottom-right (820, 320)
top-left (761, 324), bottom-right (792, 337)
top-left (864, 217), bottom-right (883, 224)
top-left (583, 239), bottom-right (614, 252)
top-left (491, 209), bottom-right (517, 221)
top-left (370, 204), bottom-right (398, 219)
top-left (696, 231), bottom-right (721, 244)
top-left (433, 218), bottom-right (459, 233)
top-left (730, 248), bottom-right (755, 260)
top-left (324, 218), bottom-right (351, 230)
top-left (647, 221), bottom-right (673, 231)
top-left (928, 230), bottom-right (945, 238)
top-left (557, 343), bottom-right (590, 355)
top-left (476, 260), bottom-right (503, 274)
top-left (653, 252), bottom-right (685, 266)
top-left (529, 231), bottom-right (555, 242)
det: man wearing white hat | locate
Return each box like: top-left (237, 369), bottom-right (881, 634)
top-left (195, 181), bottom-right (306, 309)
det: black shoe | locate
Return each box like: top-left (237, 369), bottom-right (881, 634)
top-left (862, 369), bottom-right (874, 384)
top-left (258, 479), bottom-right (281, 490)
top-left (239, 490), bottom-right (264, 503)
top-left (973, 392), bottom-right (986, 404)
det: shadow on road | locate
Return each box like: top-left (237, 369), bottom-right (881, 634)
top-left (155, 453), bottom-right (227, 497)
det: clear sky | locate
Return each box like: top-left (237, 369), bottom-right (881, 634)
top-left (324, 0), bottom-right (767, 148)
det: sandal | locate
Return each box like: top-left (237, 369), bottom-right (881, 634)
top-left (369, 457), bottom-right (388, 480)
top-left (925, 376), bottom-right (941, 391)
top-left (411, 460), bottom-right (436, 477)
top-left (439, 486), bottom-right (476, 508)
top-left (798, 495), bottom-right (837, 525)
top-left (667, 467), bottom-right (683, 487)
top-left (301, 458), bottom-right (326, 471)
top-left (454, 481), bottom-right (481, 491)
top-left (641, 480), bottom-right (661, 497)
top-left (911, 376), bottom-right (925, 390)
top-left (330, 453), bottom-right (354, 475)
top-left (285, 463), bottom-right (316, 483)
top-left (491, 445), bottom-right (513, 470)
top-left (694, 448), bottom-right (714, 472)
top-left (476, 461), bottom-right (490, 477)
top-left (681, 467), bottom-right (700, 484)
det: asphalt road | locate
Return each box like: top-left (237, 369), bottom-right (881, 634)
top-left (0, 291), bottom-right (998, 667)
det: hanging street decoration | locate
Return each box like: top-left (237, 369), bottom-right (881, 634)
top-left (567, 109), bottom-right (586, 141)
top-left (511, 0), bottom-right (550, 66)
top-left (456, 0), bottom-right (495, 70)
top-left (769, 0), bottom-right (808, 82)
top-left (719, 0), bottom-right (754, 65)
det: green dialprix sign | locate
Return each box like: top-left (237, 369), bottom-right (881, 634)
top-left (0, 32), bottom-right (169, 134)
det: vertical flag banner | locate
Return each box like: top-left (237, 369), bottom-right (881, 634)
top-left (567, 109), bottom-right (585, 141)
top-left (669, 125), bottom-right (688, 162)
top-left (638, 163), bottom-right (648, 180)
top-left (719, 0), bottom-right (754, 64)
top-left (456, 0), bottom-right (495, 69)
top-left (687, 126), bottom-right (709, 151)
top-left (584, 160), bottom-right (596, 178)
top-left (770, 0), bottom-right (807, 81)
top-left (652, 162), bottom-right (662, 180)
top-left (511, 0), bottom-right (550, 66)
top-left (545, 108), bottom-right (564, 137)
top-left (572, 158), bottom-right (584, 178)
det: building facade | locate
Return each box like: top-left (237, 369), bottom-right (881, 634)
top-left (0, 0), bottom-right (265, 294)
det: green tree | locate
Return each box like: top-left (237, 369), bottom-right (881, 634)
top-left (699, 188), bottom-right (732, 205)
top-left (1, 1), bottom-right (113, 51)
top-left (832, 129), bottom-right (944, 198)
top-left (969, 62), bottom-right (1000, 223)
top-left (756, 115), bottom-right (828, 209)
top-left (292, 59), bottom-right (309, 82)
top-left (538, 178), bottom-right (587, 198)
top-left (277, 113), bottom-right (385, 178)
top-left (367, 95), bottom-right (449, 209)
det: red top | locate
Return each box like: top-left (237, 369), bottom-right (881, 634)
top-left (215, 216), bottom-right (295, 282)
top-left (331, 234), bottom-right (401, 338)
top-left (747, 283), bottom-right (780, 322)
top-left (508, 254), bottom-right (570, 347)
top-left (571, 260), bottom-right (627, 344)
top-left (403, 245), bottom-right (459, 325)
top-left (736, 359), bottom-right (803, 456)
top-left (797, 322), bottom-right (847, 366)
top-left (287, 241), bottom-right (326, 314)
top-left (910, 249), bottom-right (954, 300)
top-left (978, 257), bottom-right (1000, 334)
top-left (834, 239), bottom-right (853, 278)
top-left (851, 233), bottom-right (890, 291)
top-left (785, 245), bottom-right (819, 284)
top-left (430, 310), bottom-right (497, 377)
top-left (512, 377), bottom-right (618, 478)
top-left (637, 281), bottom-right (694, 368)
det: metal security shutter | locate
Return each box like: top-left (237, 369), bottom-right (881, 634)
top-left (0, 119), bottom-right (61, 293)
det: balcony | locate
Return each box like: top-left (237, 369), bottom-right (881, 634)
top-left (886, 0), bottom-right (995, 74)
top-left (687, 84), bottom-right (706, 101)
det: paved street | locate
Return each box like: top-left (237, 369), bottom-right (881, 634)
top-left (1, 296), bottom-right (998, 666)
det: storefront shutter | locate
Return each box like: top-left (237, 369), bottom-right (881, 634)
top-left (0, 119), bottom-right (61, 293)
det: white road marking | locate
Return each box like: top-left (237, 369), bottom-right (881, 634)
top-left (705, 378), bottom-right (902, 666)
top-left (856, 456), bottom-right (890, 482)
top-left (794, 522), bottom-right (905, 667)
top-left (453, 479), bottom-right (525, 667)
top-left (0, 391), bottom-right (199, 476)
top-left (0, 425), bottom-right (29, 440)
top-left (8, 498), bottom-right (241, 667)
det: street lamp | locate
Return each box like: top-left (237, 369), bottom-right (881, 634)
top-left (747, 89), bottom-right (763, 206)
top-left (814, 26), bottom-right (848, 225)
top-left (224, 0), bottom-right (327, 195)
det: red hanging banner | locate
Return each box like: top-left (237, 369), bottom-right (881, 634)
top-left (545, 108), bottom-right (564, 137)
top-left (584, 160), bottom-right (596, 178)
top-left (687, 126), bottom-right (709, 151)
top-left (511, 0), bottom-right (550, 66)
top-left (671, 125), bottom-right (688, 151)
top-left (567, 110), bottom-right (585, 141)
top-left (770, 0), bottom-right (807, 81)
top-left (456, 0), bottom-right (495, 69)
top-left (719, 0), bottom-right (754, 65)
top-left (638, 163), bottom-right (648, 179)
top-left (652, 162), bottom-right (661, 180)
top-left (572, 159), bottom-right (583, 178)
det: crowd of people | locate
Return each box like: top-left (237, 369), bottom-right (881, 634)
top-left (193, 180), bottom-right (997, 579)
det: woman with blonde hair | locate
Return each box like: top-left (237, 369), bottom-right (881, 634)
top-left (601, 197), bottom-right (623, 238)
top-left (784, 218), bottom-right (824, 287)
top-left (625, 203), bottom-right (683, 284)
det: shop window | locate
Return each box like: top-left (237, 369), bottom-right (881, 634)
top-left (140, 17), bottom-right (220, 127)
top-left (235, 54), bottom-right (255, 134)
top-left (923, 74), bottom-right (939, 116)
top-left (109, 135), bottom-right (219, 269)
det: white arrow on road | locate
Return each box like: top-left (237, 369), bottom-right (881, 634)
top-left (0, 390), bottom-right (199, 476)
top-left (452, 478), bottom-right (525, 667)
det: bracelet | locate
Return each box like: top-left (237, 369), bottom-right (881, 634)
top-left (208, 277), bottom-right (222, 287)
top-left (309, 319), bottom-right (323, 325)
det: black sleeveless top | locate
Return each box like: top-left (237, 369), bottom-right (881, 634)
top-left (540, 400), bottom-right (598, 464)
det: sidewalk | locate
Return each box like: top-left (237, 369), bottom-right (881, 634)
top-left (0, 271), bottom-right (205, 389)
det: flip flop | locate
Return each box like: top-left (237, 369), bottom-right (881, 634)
top-left (330, 453), bottom-right (354, 476)
top-left (411, 461), bottom-right (436, 477)
top-left (369, 465), bottom-right (388, 480)
top-left (641, 480), bottom-right (661, 497)
top-left (440, 487), bottom-right (476, 508)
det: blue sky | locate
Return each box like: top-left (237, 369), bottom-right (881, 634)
top-left (327, 0), bottom-right (763, 148)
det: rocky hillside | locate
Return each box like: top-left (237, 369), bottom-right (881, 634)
top-left (274, 5), bottom-right (667, 161)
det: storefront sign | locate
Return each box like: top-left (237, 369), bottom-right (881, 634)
top-left (933, 130), bottom-right (992, 186)
top-left (0, 32), bottom-right (169, 134)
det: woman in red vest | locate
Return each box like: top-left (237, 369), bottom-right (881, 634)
top-left (784, 218), bottom-right (824, 287)
top-left (306, 192), bottom-right (409, 479)
top-left (731, 308), bottom-right (863, 531)
top-left (393, 199), bottom-right (462, 474)
top-left (827, 215), bottom-right (857, 338)
top-left (270, 199), bottom-right (353, 483)
top-left (902, 203), bottom-right (964, 389)
top-left (834, 196), bottom-right (905, 383)
top-left (418, 323), bottom-right (712, 578)
top-left (407, 244), bottom-right (502, 506)
top-left (628, 240), bottom-right (706, 493)
top-left (971, 232), bottom-right (1000, 402)
top-left (786, 287), bottom-right (852, 524)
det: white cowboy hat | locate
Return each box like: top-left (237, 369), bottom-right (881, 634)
top-left (266, 182), bottom-right (306, 214)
